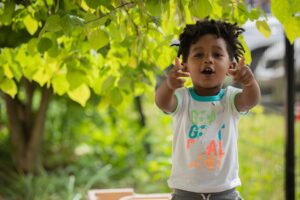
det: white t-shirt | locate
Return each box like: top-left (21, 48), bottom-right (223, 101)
top-left (167, 86), bottom-right (244, 193)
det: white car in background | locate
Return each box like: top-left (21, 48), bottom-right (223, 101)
top-left (254, 39), bottom-right (300, 105)
top-left (242, 16), bottom-right (284, 71)
top-left (243, 16), bottom-right (300, 107)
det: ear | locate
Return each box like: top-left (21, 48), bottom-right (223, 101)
top-left (226, 62), bottom-right (236, 75)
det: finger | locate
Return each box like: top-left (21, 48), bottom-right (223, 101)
top-left (235, 67), bottom-right (251, 83)
top-left (234, 66), bottom-right (248, 82)
top-left (174, 57), bottom-right (183, 70)
top-left (237, 57), bottom-right (245, 70)
top-left (176, 70), bottom-right (190, 77)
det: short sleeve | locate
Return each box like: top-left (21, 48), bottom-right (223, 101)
top-left (166, 88), bottom-right (185, 116)
top-left (228, 86), bottom-right (248, 116)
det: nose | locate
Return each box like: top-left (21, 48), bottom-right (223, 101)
top-left (204, 55), bottom-right (213, 64)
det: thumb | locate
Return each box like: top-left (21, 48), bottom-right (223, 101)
top-left (237, 57), bottom-right (246, 69)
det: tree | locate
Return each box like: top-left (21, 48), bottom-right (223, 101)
top-left (0, 0), bottom-right (299, 172)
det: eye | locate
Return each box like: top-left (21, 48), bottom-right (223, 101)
top-left (213, 52), bottom-right (223, 57)
top-left (194, 53), bottom-right (203, 58)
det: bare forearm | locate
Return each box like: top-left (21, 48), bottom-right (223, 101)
top-left (236, 80), bottom-right (261, 112)
top-left (155, 80), bottom-right (177, 113)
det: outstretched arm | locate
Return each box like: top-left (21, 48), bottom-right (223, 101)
top-left (228, 58), bottom-right (261, 112)
top-left (155, 57), bottom-right (190, 113)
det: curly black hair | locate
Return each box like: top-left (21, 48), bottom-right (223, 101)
top-left (177, 19), bottom-right (245, 63)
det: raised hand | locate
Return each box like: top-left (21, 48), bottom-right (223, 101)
top-left (228, 58), bottom-right (255, 87)
top-left (166, 57), bottom-right (190, 90)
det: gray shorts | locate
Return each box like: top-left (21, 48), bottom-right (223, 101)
top-left (171, 188), bottom-right (242, 200)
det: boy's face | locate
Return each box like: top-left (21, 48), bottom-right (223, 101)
top-left (183, 34), bottom-right (233, 91)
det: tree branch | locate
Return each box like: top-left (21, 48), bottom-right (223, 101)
top-left (23, 77), bottom-right (35, 138)
top-left (27, 86), bottom-right (52, 166)
top-left (3, 94), bottom-right (25, 161)
top-left (84, 1), bottom-right (135, 24)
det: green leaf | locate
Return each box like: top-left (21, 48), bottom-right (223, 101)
top-left (52, 73), bottom-right (70, 95)
top-left (189, 0), bottom-right (212, 19)
top-left (23, 15), bottom-right (39, 35)
top-left (118, 76), bottom-right (132, 92)
top-left (60, 14), bottom-right (85, 35)
top-left (102, 75), bottom-right (116, 93)
top-left (256, 20), bottom-right (271, 38)
top-left (88, 29), bottom-right (109, 50)
top-left (27, 38), bottom-right (38, 55)
top-left (85, 0), bottom-right (103, 9)
top-left (68, 84), bottom-right (90, 106)
top-left (0, 78), bottom-right (17, 98)
top-left (66, 69), bottom-right (88, 90)
top-left (37, 38), bottom-right (53, 53)
top-left (249, 9), bottom-right (260, 21)
top-left (0, 1), bottom-right (15, 25)
top-left (239, 35), bottom-right (252, 65)
top-left (32, 67), bottom-right (52, 86)
top-left (271, 0), bottom-right (300, 43)
top-left (283, 17), bottom-right (300, 43)
top-left (0, 67), bottom-right (4, 81)
top-left (3, 63), bottom-right (13, 79)
top-left (44, 15), bottom-right (62, 32)
top-left (110, 88), bottom-right (123, 107)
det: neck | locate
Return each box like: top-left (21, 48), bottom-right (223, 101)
top-left (192, 85), bottom-right (222, 96)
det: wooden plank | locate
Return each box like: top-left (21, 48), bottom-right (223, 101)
top-left (120, 193), bottom-right (171, 200)
top-left (88, 188), bottom-right (134, 200)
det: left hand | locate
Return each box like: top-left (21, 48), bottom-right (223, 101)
top-left (228, 57), bottom-right (255, 87)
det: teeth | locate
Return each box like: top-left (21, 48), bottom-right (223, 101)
top-left (202, 68), bottom-right (213, 73)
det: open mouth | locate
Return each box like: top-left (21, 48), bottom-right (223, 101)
top-left (201, 67), bottom-right (215, 75)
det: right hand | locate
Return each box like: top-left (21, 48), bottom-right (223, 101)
top-left (166, 57), bottom-right (190, 90)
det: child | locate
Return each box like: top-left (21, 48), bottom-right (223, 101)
top-left (155, 19), bottom-right (260, 200)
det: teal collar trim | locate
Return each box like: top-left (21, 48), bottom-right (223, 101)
top-left (188, 88), bottom-right (225, 102)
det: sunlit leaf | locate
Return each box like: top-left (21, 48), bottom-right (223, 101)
top-left (239, 35), bottom-right (252, 65)
top-left (256, 20), bottom-right (271, 38)
top-left (271, 0), bottom-right (300, 43)
top-left (68, 84), bottom-right (91, 106)
top-left (283, 17), bottom-right (300, 43)
top-left (66, 69), bottom-right (88, 90)
top-left (32, 67), bottom-right (52, 86)
top-left (52, 73), bottom-right (70, 95)
top-left (88, 29), bottom-right (109, 50)
top-left (189, 0), bottom-right (212, 19)
top-left (0, 78), bottom-right (17, 98)
top-left (3, 63), bottom-right (13, 79)
top-left (23, 15), bottom-right (39, 35)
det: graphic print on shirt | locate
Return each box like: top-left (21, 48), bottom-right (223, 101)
top-left (187, 106), bottom-right (226, 171)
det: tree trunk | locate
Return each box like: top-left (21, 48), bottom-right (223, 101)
top-left (3, 81), bottom-right (51, 173)
top-left (134, 96), bottom-right (151, 154)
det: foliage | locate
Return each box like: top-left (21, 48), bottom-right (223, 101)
top-left (0, 0), bottom-right (299, 105)
top-left (271, 0), bottom-right (300, 42)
